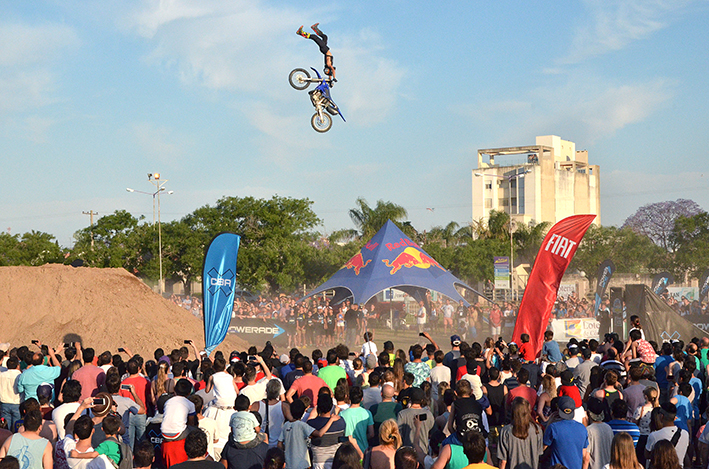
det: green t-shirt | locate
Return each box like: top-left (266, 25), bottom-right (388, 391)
top-left (96, 439), bottom-right (121, 465)
top-left (318, 365), bottom-right (347, 392)
top-left (340, 405), bottom-right (374, 452)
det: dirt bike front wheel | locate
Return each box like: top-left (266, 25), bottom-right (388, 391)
top-left (289, 68), bottom-right (311, 90)
top-left (311, 112), bottom-right (333, 133)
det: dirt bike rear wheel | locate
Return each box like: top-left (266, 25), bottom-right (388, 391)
top-left (289, 68), bottom-right (311, 90)
top-left (311, 112), bottom-right (333, 133)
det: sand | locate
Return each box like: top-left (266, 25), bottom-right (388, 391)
top-left (0, 264), bottom-right (247, 358)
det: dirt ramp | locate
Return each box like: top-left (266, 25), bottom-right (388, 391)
top-left (0, 264), bottom-right (247, 358)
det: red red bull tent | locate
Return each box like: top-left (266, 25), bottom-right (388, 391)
top-left (301, 220), bottom-right (484, 305)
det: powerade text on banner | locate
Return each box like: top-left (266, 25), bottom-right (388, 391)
top-left (202, 233), bottom-right (241, 356)
top-left (512, 214), bottom-right (596, 357)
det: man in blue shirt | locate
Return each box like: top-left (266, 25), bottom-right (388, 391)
top-left (16, 347), bottom-right (61, 401)
top-left (543, 396), bottom-right (590, 469)
top-left (654, 342), bottom-right (674, 402)
top-left (607, 400), bottom-right (640, 446)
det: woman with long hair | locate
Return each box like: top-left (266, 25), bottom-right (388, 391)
top-left (536, 374), bottom-right (557, 425)
top-left (392, 359), bottom-right (405, 394)
top-left (648, 439), bottom-right (681, 469)
top-left (497, 397), bottom-right (543, 469)
top-left (608, 432), bottom-right (641, 469)
top-left (151, 360), bottom-right (171, 401)
top-left (632, 386), bottom-right (659, 466)
top-left (367, 419), bottom-right (401, 469)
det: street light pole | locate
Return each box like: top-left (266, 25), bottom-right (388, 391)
top-left (126, 173), bottom-right (173, 295)
top-left (475, 169), bottom-right (530, 301)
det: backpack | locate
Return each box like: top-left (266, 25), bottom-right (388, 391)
top-left (106, 437), bottom-right (133, 469)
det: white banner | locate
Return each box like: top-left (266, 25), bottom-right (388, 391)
top-left (551, 318), bottom-right (600, 341)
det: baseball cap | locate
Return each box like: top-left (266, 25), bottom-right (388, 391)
top-left (585, 397), bottom-right (605, 421)
top-left (37, 384), bottom-right (53, 401)
top-left (451, 335), bottom-right (461, 346)
top-left (230, 351), bottom-right (241, 363)
top-left (557, 396), bottom-right (575, 420)
top-left (280, 354), bottom-right (290, 365)
top-left (560, 370), bottom-right (574, 386)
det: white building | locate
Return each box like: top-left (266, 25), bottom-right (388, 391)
top-left (473, 135), bottom-right (601, 228)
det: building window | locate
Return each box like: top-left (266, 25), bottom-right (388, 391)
top-left (485, 183), bottom-right (492, 190)
top-left (484, 198), bottom-right (492, 209)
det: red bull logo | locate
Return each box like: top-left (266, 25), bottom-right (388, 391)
top-left (381, 247), bottom-right (443, 275)
top-left (342, 252), bottom-right (371, 275)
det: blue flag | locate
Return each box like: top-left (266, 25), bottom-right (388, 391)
top-left (203, 233), bottom-right (240, 356)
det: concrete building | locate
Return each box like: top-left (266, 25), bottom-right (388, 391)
top-left (472, 135), bottom-right (601, 228)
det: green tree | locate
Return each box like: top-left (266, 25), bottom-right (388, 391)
top-left (570, 225), bottom-right (667, 282)
top-left (70, 210), bottom-right (143, 270)
top-left (0, 231), bottom-right (65, 266)
top-left (513, 220), bottom-right (550, 265)
top-left (181, 195), bottom-right (321, 292)
top-left (671, 212), bottom-right (709, 278)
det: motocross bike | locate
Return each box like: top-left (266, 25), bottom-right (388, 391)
top-left (289, 67), bottom-right (346, 133)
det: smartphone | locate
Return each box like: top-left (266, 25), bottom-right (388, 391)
top-left (117, 348), bottom-right (125, 353)
top-left (120, 384), bottom-right (131, 391)
top-left (63, 343), bottom-right (70, 348)
top-left (92, 398), bottom-right (105, 406)
top-left (31, 340), bottom-right (39, 345)
top-left (337, 436), bottom-right (349, 443)
top-left (418, 332), bottom-right (425, 337)
top-left (183, 340), bottom-right (191, 344)
top-left (248, 355), bottom-right (257, 362)
top-left (417, 413), bottom-right (427, 421)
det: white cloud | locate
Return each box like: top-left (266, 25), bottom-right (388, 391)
top-left (0, 22), bottom-right (79, 114)
top-left (133, 122), bottom-right (190, 162)
top-left (563, 0), bottom-right (697, 63)
top-left (120, 1), bottom-right (405, 128)
top-left (470, 75), bottom-right (673, 144)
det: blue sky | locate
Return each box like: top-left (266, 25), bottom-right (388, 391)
top-left (2, 0), bottom-right (709, 247)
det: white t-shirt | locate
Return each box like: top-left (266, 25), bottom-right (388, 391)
top-left (53, 402), bottom-right (81, 439)
top-left (361, 341), bottom-right (378, 358)
top-left (198, 416), bottom-right (218, 460)
top-left (212, 371), bottom-right (237, 407)
top-left (240, 380), bottom-right (268, 406)
top-left (430, 365), bottom-right (451, 400)
top-left (647, 427), bottom-right (689, 466)
top-left (442, 305), bottom-right (454, 318)
top-left (417, 307), bottom-right (427, 325)
top-left (161, 395), bottom-right (196, 437)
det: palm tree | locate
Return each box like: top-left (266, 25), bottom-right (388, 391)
top-left (348, 198), bottom-right (408, 239)
top-left (514, 220), bottom-right (551, 264)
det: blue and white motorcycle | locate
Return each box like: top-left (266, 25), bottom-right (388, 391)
top-left (289, 67), bottom-right (346, 133)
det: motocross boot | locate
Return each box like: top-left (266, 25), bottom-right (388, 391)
top-left (311, 23), bottom-right (323, 36)
top-left (296, 26), bottom-right (310, 38)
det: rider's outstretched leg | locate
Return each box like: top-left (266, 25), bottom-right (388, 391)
top-left (311, 23), bottom-right (326, 40)
top-left (296, 25), bottom-right (310, 38)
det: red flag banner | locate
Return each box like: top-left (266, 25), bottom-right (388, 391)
top-left (512, 214), bottom-right (596, 357)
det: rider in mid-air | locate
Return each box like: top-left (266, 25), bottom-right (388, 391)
top-left (296, 23), bottom-right (336, 84)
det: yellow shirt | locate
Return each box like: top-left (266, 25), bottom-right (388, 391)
top-left (462, 464), bottom-right (496, 469)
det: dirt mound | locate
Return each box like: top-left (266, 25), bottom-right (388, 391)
top-left (0, 264), bottom-right (247, 358)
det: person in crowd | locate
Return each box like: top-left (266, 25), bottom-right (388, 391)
top-left (0, 357), bottom-right (22, 432)
top-left (461, 430), bottom-right (496, 469)
top-left (340, 386), bottom-right (373, 454)
top-left (240, 356), bottom-right (273, 405)
top-left (645, 403), bottom-right (689, 467)
top-left (187, 394), bottom-right (218, 460)
top-left (398, 387), bottom-right (433, 461)
top-left (161, 379), bottom-right (197, 441)
top-left (585, 397), bottom-right (614, 469)
top-left (230, 395), bottom-right (266, 448)
top-left (0, 409), bottom-right (52, 469)
top-left (53, 380), bottom-right (82, 441)
top-left (106, 373), bottom-right (145, 449)
top-left (573, 348), bottom-right (596, 398)
top-left (505, 368), bottom-right (536, 419)
top-left (370, 384), bottom-right (402, 438)
top-left (368, 419), bottom-right (401, 469)
top-left (286, 359), bottom-right (327, 407)
top-left (606, 400), bottom-right (640, 447)
top-left (542, 396), bottom-right (590, 469)
top-left (318, 351), bottom-right (348, 394)
top-left (307, 393), bottom-right (346, 469)
top-left (277, 399), bottom-right (340, 469)
top-left (170, 429), bottom-right (222, 469)
top-left (607, 432), bottom-right (642, 469)
top-left (404, 345), bottom-right (431, 388)
top-left (648, 439), bottom-right (682, 469)
top-left (447, 379), bottom-right (484, 441)
top-left (71, 347), bottom-right (106, 401)
top-left (67, 414), bottom-right (125, 467)
top-left (498, 397), bottom-right (543, 469)
top-left (362, 372), bottom-right (382, 411)
top-left (17, 346), bottom-right (61, 402)
top-left (633, 386), bottom-right (658, 465)
top-left (133, 440), bottom-right (155, 469)
top-left (332, 443), bottom-right (363, 469)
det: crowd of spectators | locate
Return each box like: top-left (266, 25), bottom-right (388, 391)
top-left (0, 312), bottom-right (707, 469)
